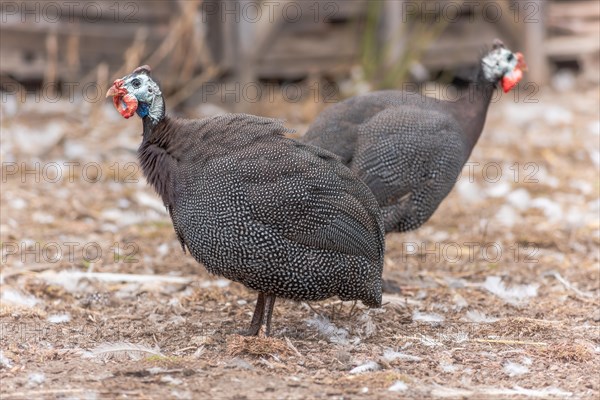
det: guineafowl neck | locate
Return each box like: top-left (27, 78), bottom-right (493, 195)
top-left (141, 95), bottom-right (165, 134)
top-left (452, 70), bottom-right (495, 152)
top-left (139, 105), bottom-right (184, 207)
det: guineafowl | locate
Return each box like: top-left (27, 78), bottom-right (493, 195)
top-left (303, 39), bottom-right (527, 233)
top-left (106, 66), bottom-right (385, 336)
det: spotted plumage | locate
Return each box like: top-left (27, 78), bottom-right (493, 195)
top-left (107, 67), bottom-right (385, 336)
top-left (303, 40), bottom-right (526, 233)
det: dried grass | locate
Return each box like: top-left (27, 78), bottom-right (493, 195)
top-left (0, 303), bottom-right (46, 318)
top-left (482, 317), bottom-right (556, 338)
top-left (226, 335), bottom-right (292, 358)
top-left (531, 341), bottom-right (594, 363)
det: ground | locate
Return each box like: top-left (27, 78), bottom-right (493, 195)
top-left (1, 83), bottom-right (599, 399)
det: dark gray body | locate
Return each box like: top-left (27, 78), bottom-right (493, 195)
top-left (139, 114), bottom-right (384, 307)
top-left (303, 86), bottom-right (493, 233)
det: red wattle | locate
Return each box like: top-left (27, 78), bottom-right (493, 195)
top-left (501, 68), bottom-right (523, 93)
top-left (115, 93), bottom-right (138, 118)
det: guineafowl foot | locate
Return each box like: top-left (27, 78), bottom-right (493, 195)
top-left (382, 278), bottom-right (402, 294)
top-left (239, 293), bottom-right (265, 336)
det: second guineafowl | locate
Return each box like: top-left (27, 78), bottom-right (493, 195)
top-left (303, 40), bottom-right (527, 233)
top-left (106, 66), bottom-right (385, 336)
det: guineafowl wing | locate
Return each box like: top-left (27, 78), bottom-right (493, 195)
top-left (169, 114), bottom-right (383, 268)
top-left (238, 139), bottom-right (384, 263)
top-left (353, 106), bottom-right (466, 232)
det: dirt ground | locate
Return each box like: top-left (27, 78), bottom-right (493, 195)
top-left (1, 83), bottom-right (599, 399)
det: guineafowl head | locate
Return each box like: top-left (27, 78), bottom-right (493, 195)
top-left (481, 39), bottom-right (527, 93)
top-left (106, 65), bottom-right (164, 124)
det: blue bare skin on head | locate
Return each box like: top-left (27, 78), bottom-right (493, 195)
top-left (136, 102), bottom-right (150, 118)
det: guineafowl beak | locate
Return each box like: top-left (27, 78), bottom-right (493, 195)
top-left (501, 52), bottom-right (527, 93)
top-left (106, 84), bottom-right (120, 98)
top-left (106, 78), bottom-right (138, 119)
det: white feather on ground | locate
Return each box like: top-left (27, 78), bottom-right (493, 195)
top-left (482, 276), bottom-right (538, 306)
top-left (305, 315), bottom-right (351, 345)
top-left (27, 372), bottom-right (45, 387)
top-left (0, 351), bottom-right (13, 368)
top-left (503, 361), bottom-right (529, 377)
top-left (440, 361), bottom-right (458, 373)
top-left (358, 312), bottom-right (376, 338)
top-left (413, 311), bottom-right (445, 323)
top-left (418, 335), bottom-right (443, 347)
top-left (1, 288), bottom-right (39, 308)
top-left (495, 204), bottom-right (518, 227)
top-left (192, 346), bottom-right (205, 359)
top-left (383, 348), bottom-right (423, 362)
top-left (82, 342), bottom-right (163, 362)
top-left (531, 197), bottom-right (563, 221)
top-left (47, 313), bottom-right (71, 324)
top-left (452, 293), bottom-right (468, 310)
top-left (465, 310), bottom-right (499, 323)
top-left (507, 188), bottom-right (531, 210)
top-left (349, 361), bottom-right (380, 374)
top-left (388, 381), bottom-right (408, 392)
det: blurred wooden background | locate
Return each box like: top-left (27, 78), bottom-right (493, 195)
top-left (1, 0), bottom-right (598, 95)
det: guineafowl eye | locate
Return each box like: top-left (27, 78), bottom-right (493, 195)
top-left (507, 53), bottom-right (515, 61)
top-left (131, 78), bottom-right (141, 89)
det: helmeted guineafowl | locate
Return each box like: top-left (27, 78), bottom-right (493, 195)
top-left (303, 39), bottom-right (526, 233)
top-left (106, 65), bottom-right (385, 336)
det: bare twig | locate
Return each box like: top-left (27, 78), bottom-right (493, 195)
top-left (544, 271), bottom-right (595, 299)
top-left (44, 29), bottom-right (58, 98)
top-left (471, 338), bottom-right (548, 346)
top-left (284, 337), bottom-right (303, 358)
top-left (303, 301), bottom-right (324, 318)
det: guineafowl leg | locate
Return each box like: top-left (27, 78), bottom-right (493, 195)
top-left (263, 294), bottom-right (277, 337)
top-left (241, 292), bottom-right (266, 336)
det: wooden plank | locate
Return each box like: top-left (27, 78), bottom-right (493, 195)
top-left (548, 19), bottom-right (600, 35)
top-left (330, 0), bottom-right (368, 19)
top-left (0, 17), bottom-right (169, 39)
top-left (256, 57), bottom-right (355, 79)
top-left (524, 0), bottom-right (549, 84)
top-left (260, 23), bottom-right (361, 62)
top-left (545, 35), bottom-right (600, 58)
top-left (548, 1), bottom-right (600, 20)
